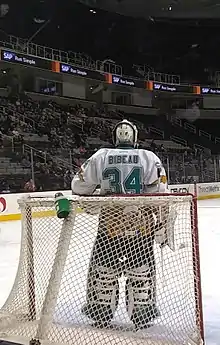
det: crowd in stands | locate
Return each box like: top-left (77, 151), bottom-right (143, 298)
top-left (0, 92), bottom-right (218, 194)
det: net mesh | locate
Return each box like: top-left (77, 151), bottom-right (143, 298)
top-left (0, 194), bottom-right (203, 345)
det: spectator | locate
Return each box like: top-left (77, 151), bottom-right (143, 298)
top-left (24, 179), bottom-right (36, 192)
top-left (150, 139), bottom-right (157, 152)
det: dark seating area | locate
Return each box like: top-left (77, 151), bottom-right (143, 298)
top-left (0, 91), bottom-right (218, 193)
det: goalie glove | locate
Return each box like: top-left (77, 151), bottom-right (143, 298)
top-left (155, 207), bottom-right (177, 250)
top-left (154, 222), bottom-right (167, 247)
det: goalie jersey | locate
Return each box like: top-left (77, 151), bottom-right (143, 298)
top-left (71, 147), bottom-right (169, 195)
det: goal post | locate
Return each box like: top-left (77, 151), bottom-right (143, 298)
top-left (0, 194), bottom-right (204, 345)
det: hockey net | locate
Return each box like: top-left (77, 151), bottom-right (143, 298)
top-left (0, 194), bottom-right (204, 345)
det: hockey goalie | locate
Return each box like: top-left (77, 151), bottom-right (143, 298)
top-left (71, 119), bottom-right (175, 329)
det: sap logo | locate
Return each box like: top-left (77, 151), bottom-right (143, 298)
top-left (154, 83), bottom-right (161, 90)
top-left (113, 76), bottom-right (120, 83)
top-left (61, 64), bottom-right (70, 72)
top-left (3, 51), bottom-right (14, 60)
top-left (0, 197), bottom-right (6, 212)
top-left (202, 88), bottom-right (210, 94)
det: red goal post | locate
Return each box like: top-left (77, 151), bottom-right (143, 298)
top-left (0, 193), bottom-right (204, 345)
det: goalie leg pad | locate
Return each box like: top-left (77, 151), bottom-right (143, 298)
top-left (83, 230), bottom-right (124, 323)
top-left (125, 265), bottom-right (158, 327)
top-left (83, 265), bottom-right (119, 323)
top-left (125, 261), bottom-right (158, 327)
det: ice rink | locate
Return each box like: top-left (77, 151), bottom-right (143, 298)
top-left (0, 199), bottom-right (219, 345)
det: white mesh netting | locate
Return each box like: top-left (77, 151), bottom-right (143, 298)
top-left (0, 194), bottom-right (203, 345)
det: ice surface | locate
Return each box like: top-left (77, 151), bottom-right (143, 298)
top-left (0, 200), bottom-right (219, 344)
top-left (198, 199), bottom-right (220, 344)
top-left (0, 220), bottom-right (21, 307)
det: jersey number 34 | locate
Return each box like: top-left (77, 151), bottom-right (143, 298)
top-left (103, 167), bottom-right (142, 194)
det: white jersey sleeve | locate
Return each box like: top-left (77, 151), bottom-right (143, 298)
top-left (142, 150), bottom-right (168, 193)
top-left (71, 148), bottom-right (168, 195)
top-left (71, 149), bottom-right (106, 195)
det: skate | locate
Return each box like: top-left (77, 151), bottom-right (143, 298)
top-left (81, 303), bottom-right (114, 325)
top-left (131, 304), bottom-right (160, 329)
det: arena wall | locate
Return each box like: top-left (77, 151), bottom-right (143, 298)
top-left (0, 182), bottom-right (219, 221)
top-left (170, 182), bottom-right (220, 200)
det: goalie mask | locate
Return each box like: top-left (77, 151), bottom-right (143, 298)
top-left (112, 119), bottom-right (138, 147)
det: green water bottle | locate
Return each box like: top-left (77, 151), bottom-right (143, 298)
top-left (55, 192), bottom-right (70, 219)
